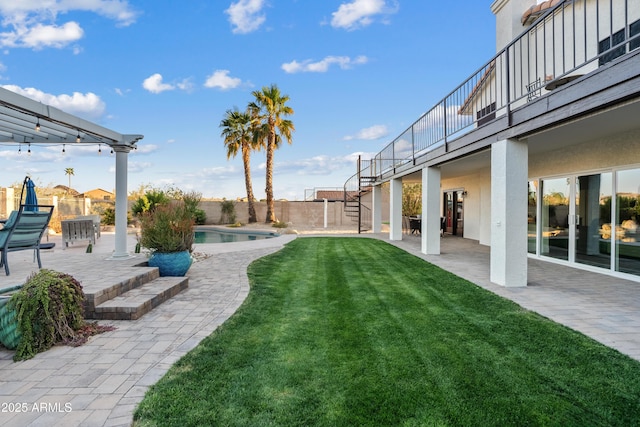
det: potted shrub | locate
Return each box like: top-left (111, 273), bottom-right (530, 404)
top-left (139, 201), bottom-right (195, 276)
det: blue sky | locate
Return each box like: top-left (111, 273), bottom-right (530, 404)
top-left (0, 0), bottom-right (496, 200)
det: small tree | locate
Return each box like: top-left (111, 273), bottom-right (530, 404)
top-left (403, 184), bottom-right (422, 217)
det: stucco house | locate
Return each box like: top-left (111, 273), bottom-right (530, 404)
top-left (347, 0), bottom-right (640, 286)
top-left (80, 188), bottom-right (114, 201)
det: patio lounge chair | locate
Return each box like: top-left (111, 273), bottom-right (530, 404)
top-left (0, 204), bottom-right (55, 275)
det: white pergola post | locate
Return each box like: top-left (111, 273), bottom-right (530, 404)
top-left (422, 166), bottom-right (441, 255)
top-left (111, 145), bottom-right (132, 259)
top-left (390, 178), bottom-right (403, 241)
top-left (491, 138), bottom-right (528, 287)
top-left (371, 184), bottom-right (382, 233)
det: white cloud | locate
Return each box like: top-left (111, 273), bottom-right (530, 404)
top-left (261, 152), bottom-right (373, 176)
top-left (108, 161), bottom-right (152, 174)
top-left (344, 124), bottom-right (388, 141)
top-left (204, 70), bottom-right (242, 90)
top-left (1, 84), bottom-right (106, 119)
top-left (130, 144), bottom-right (158, 154)
top-left (331, 0), bottom-right (398, 31)
top-left (225, 0), bottom-right (266, 34)
top-left (19, 21), bottom-right (84, 49)
top-left (142, 73), bottom-right (174, 94)
top-left (282, 55), bottom-right (368, 73)
top-left (176, 78), bottom-right (194, 92)
top-left (201, 165), bottom-right (239, 178)
top-left (0, 0), bottom-right (139, 49)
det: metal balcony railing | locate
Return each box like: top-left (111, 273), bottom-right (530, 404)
top-left (344, 0), bottom-right (640, 195)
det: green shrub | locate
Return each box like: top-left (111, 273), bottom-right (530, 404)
top-left (182, 191), bottom-right (206, 224)
top-left (220, 199), bottom-right (236, 224)
top-left (131, 190), bottom-right (170, 216)
top-left (101, 207), bottom-right (116, 225)
top-left (193, 209), bottom-right (206, 225)
top-left (101, 207), bottom-right (134, 226)
top-left (139, 201), bottom-right (195, 253)
top-left (9, 270), bottom-right (87, 361)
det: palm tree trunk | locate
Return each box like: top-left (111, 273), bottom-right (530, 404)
top-left (242, 146), bottom-right (257, 223)
top-left (265, 139), bottom-right (276, 223)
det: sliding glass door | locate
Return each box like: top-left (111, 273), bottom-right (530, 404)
top-left (533, 169), bottom-right (640, 278)
top-left (575, 173), bottom-right (612, 269)
top-left (541, 178), bottom-right (570, 261)
top-left (616, 169), bottom-right (640, 275)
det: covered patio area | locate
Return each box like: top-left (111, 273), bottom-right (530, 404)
top-left (387, 233), bottom-right (640, 361)
top-left (0, 86), bottom-right (143, 258)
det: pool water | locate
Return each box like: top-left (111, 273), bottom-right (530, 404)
top-left (194, 228), bottom-right (278, 244)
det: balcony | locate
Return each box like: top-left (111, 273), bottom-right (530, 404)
top-left (349, 0), bottom-right (640, 185)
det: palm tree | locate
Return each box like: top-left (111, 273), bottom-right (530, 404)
top-left (220, 108), bottom-right (261, 223)
top-left (64, 167), bottom-right (75, 191)
top-left (249, 84), bottom-right (294, 223)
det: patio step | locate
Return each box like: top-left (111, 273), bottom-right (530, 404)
top-left (91, 276), bottom-right (189, 320)
top-left (83, 267), bottom-right (160, 318)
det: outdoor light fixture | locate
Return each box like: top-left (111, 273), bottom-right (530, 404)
top-left (76, 132), bottom-right (81, 143)
top-left (35, 118), bottom-right (40, 132)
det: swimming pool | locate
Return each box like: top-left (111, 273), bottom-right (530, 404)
top-left (194, 227), bottom-right (278, 244)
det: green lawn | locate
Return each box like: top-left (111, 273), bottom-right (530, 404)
top-left (134, 238), bottom-right (640, 426)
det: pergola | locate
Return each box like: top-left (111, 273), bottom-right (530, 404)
top-left (0, 86), bottom-right (143, 259)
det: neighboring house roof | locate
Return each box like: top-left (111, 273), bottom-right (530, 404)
top-left (315, 190), bottom-right (345, 201)
top-left (521, 0), bottom-right (562, 26)
top-left (458, 60), bottom-right (496, 116)
top-left (80, 188), bottom-right (114, 200)
top-left (54, 185), bottom-right (79, 196)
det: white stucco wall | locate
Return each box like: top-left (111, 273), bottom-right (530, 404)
top-left (441, 170), bottom-right (491, 245)
top-left (529, 129), bottom-right (640, 178)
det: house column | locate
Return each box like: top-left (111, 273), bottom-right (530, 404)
top-left (422, 166), bottom-right (441, 254)
top-left (389, 178), bottom-right (403, 240)
top-left (491, 138), bottom-right (528, 287)
top-left (111, 145), bottom-right (132, 259)
top-left (371, 184), bottom-right (382, 233)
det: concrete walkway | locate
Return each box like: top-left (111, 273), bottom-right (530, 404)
top-left (1, 230), bottom-right (639, 426)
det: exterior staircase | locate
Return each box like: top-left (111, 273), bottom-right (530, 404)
top-left (344, 157), bottom-right (377, 233)
top-left (83, 264), bottom-right (188, 321)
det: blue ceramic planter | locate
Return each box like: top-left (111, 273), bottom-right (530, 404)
top-left (148, 251), bottom-right (193, 276)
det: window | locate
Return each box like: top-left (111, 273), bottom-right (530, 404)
top-left (599, 19), bottom-right (640, 66)
top-left (476, 102), bottom-right (496, 126)
top-left (630, 20), bottom-right (640, 51)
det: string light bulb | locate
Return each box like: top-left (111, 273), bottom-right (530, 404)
top-left (35, 118), bottom-right (40, 132)
top-left (98, 144), bottom-right (102, 155)
top-left (62, 144), bottom-right (66, 154)
top-left (76, 132), bottom-right (81, 143)
top-left (18, 144), bottom-right (21, 154)
top-left (27, 144), bottom-right (31, 156)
